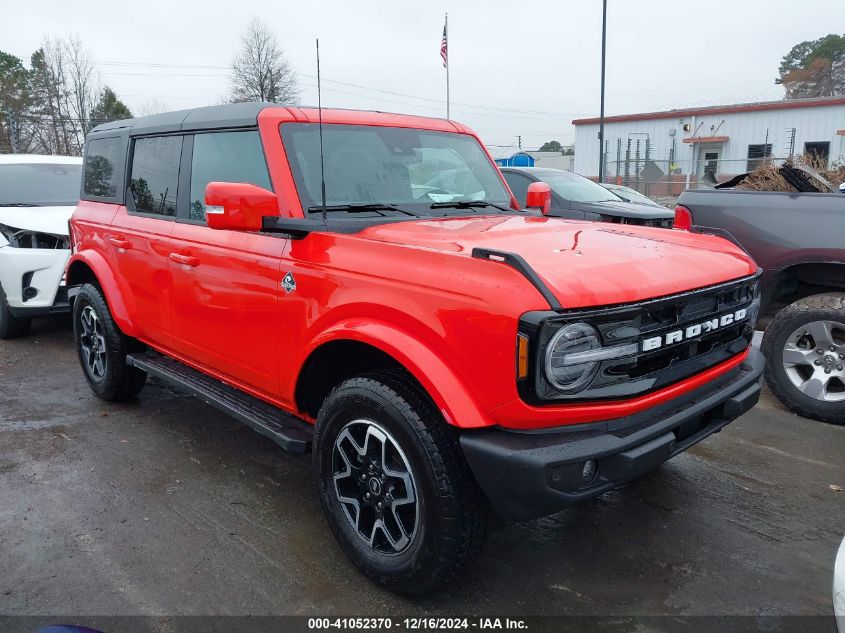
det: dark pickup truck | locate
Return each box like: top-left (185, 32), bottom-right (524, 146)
top-left (677, 188), bottom-right (844, 424)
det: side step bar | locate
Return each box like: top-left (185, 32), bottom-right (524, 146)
top-left (126, 352), bottom-right (313, 453)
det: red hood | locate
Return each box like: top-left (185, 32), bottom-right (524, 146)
top-left (357, 216), bottom-right (757, 309)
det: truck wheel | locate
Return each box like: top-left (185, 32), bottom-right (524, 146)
top-left (313, 371), bottom-right (486, 596)
top-left (761, 293), bottom-right (845, 425)
top-left (0, 282), bottom-right (32, 339)
top-left (72, 283), bottom-right (147, 401)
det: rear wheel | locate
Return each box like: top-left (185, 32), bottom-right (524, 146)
top-left (313, 371), bottom-right (486, 596)
top-left (762, 293), bottom-right (845, 425)
top-left (0, 282), bottom-right (32, 339)
top-left (73, 283), bottom-right (147, 401)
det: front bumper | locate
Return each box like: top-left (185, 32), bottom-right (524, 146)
top-left (0, 246), bottom-right (70, 315)
top-left (460, 348), bottom-right (764, 520)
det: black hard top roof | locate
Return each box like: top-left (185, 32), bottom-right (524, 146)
top-left (89, 102), bottom-right (281, 136)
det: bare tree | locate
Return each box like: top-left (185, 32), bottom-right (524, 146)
top-left (138, 98), bottom-right (167, 116)
top-left (230, 19), bottom-right (299, 103)
top-left (65, 36), bottom-right (99, 140)
top-left (27, 36), bottom-right (101, 155)
top-left (29, 38), bottom-right (72, 155)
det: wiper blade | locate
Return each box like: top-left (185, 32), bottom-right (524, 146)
top-left (0, 202), bottom-right (39, 207)
top-left (307, 203), bottom-right (417, 217)
top-left (429, 200), bottom-right (512, 212)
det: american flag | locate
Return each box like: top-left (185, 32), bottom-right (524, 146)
top-left (440, 21), bottom-right (448, 68)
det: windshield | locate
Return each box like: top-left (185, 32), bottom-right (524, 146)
top-left (0, 163), bottom-right (82, 207)
top-left (606, 185), bottom-right (663, 207)
top-left (281, 124), bottom-right (511, 215)
top-left (539, 170), bottom-right (622, 204)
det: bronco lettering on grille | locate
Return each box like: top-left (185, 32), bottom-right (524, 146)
top-left (640, 308), bottom-right (748, 352)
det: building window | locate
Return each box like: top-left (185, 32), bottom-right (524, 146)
top-left (129, 136), bottom-right (182, 217)
top-left (803, 141), bottom-right (830, 166)
top-left (746, 143), bottom-right (773, 172)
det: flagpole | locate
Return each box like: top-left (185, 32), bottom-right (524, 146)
top-left (445, 12), bottom-right (450, 120)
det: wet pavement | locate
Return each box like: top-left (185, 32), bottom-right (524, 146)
top-left (1, 317), bottom-right (843, 618)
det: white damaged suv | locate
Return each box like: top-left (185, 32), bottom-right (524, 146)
top-left (0, 154), bottom-right (82, 338)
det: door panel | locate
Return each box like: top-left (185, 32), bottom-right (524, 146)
top-left (109, 134), bottom-right (183, 347)
top-left (168, 223), bottom-right (285, 396)
top-left (108, 210), bottom-right (175, 347)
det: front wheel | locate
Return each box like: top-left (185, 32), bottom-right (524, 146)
top-left (72, 283), bottom-right (147, 401)
top-left (761, 293), bottom-right (845, 425)
top-left (313, 371), bottom-right (486, 596)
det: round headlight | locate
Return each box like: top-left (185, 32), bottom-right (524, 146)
top-left (545, 323), bottom-right (601, 392)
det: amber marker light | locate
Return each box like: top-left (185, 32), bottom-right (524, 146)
top-left (517, 334), bottom-right (530, 380)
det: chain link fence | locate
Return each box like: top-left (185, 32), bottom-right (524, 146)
top-left (597, 154), bottom-right (797, 206)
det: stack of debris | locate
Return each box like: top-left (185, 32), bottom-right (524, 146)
top-left (717, 156), bottom-right (844, 193)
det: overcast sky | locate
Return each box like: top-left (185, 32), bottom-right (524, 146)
top-left (3, 0), bottom-right (839, 149)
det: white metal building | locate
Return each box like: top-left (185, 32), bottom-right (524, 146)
top-left (526, 151), bottom-right (574, 171)
top-left (572, 97), bottom-right (845, 189)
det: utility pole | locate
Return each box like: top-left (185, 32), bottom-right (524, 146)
top-left (598, 0), bottom-right (607, 182)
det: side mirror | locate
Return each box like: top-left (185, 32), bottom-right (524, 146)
top-left (205, 182), bottom-right (279, 231)
top-left (525, 182), bottom-right (552, 215)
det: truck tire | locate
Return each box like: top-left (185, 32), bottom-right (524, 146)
top-left (0, 282), bottom-right (32, 339)
top-left (313, 371), bottom-right (486, 596)
top-left (72, 283), bottom-right (147, 401)
top-left (761, 293), bottom-right (845, 425)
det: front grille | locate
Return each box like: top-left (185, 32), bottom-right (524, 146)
top-left (522, 273), bottom-right (760, 403)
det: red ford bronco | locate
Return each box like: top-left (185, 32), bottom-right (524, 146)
top-left (68, 103), bottom-right (764, 595)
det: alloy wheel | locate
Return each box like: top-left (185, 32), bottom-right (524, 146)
top-left (332, 419), bottom-right (418, 555)
top-left (782, 320), bottom-right (845, 402)
top-left (79, 305), bottom-right (107, 380)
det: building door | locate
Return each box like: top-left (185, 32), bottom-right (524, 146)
top-left (697, 144), bottom-right (721, 180)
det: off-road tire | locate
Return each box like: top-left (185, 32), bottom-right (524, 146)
top-left (0, 282), bottom-right (32, 339)
top-left (72, 283), bottom-right (147, 401)
top-left (761, 293), bottom-right (845, 425)
top-left (313, 370), bottom-right (486, 596)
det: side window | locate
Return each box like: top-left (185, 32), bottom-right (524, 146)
top-left (129, 135), bottom-right (182, 216)
top-left (503, 172), bottom-right (532, 204)
top-left (189, 131), bottom-right (271, 221)
top-left (83, 137), bottom-right (123, 198)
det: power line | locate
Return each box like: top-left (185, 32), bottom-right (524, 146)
top-left (296, 72), bottom-right (586, 117)
top-left (99, 61), bottom-right (229, 69)
top-left (96, 59), bottom-right (588, 119)
top-left (101, 71), bottom-right (229, 77)
top-left (297, 80), bottom-right (571, 121)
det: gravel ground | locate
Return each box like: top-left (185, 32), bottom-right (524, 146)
top-left (0, 317), bottom-right (843, 624)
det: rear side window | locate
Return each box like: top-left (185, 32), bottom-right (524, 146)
top-left (189, 131), bottom-right (271, 221)
top-left (129, 135), bottom-right (182, 216)
top-left (83, 137), bottom-right (123, 198)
